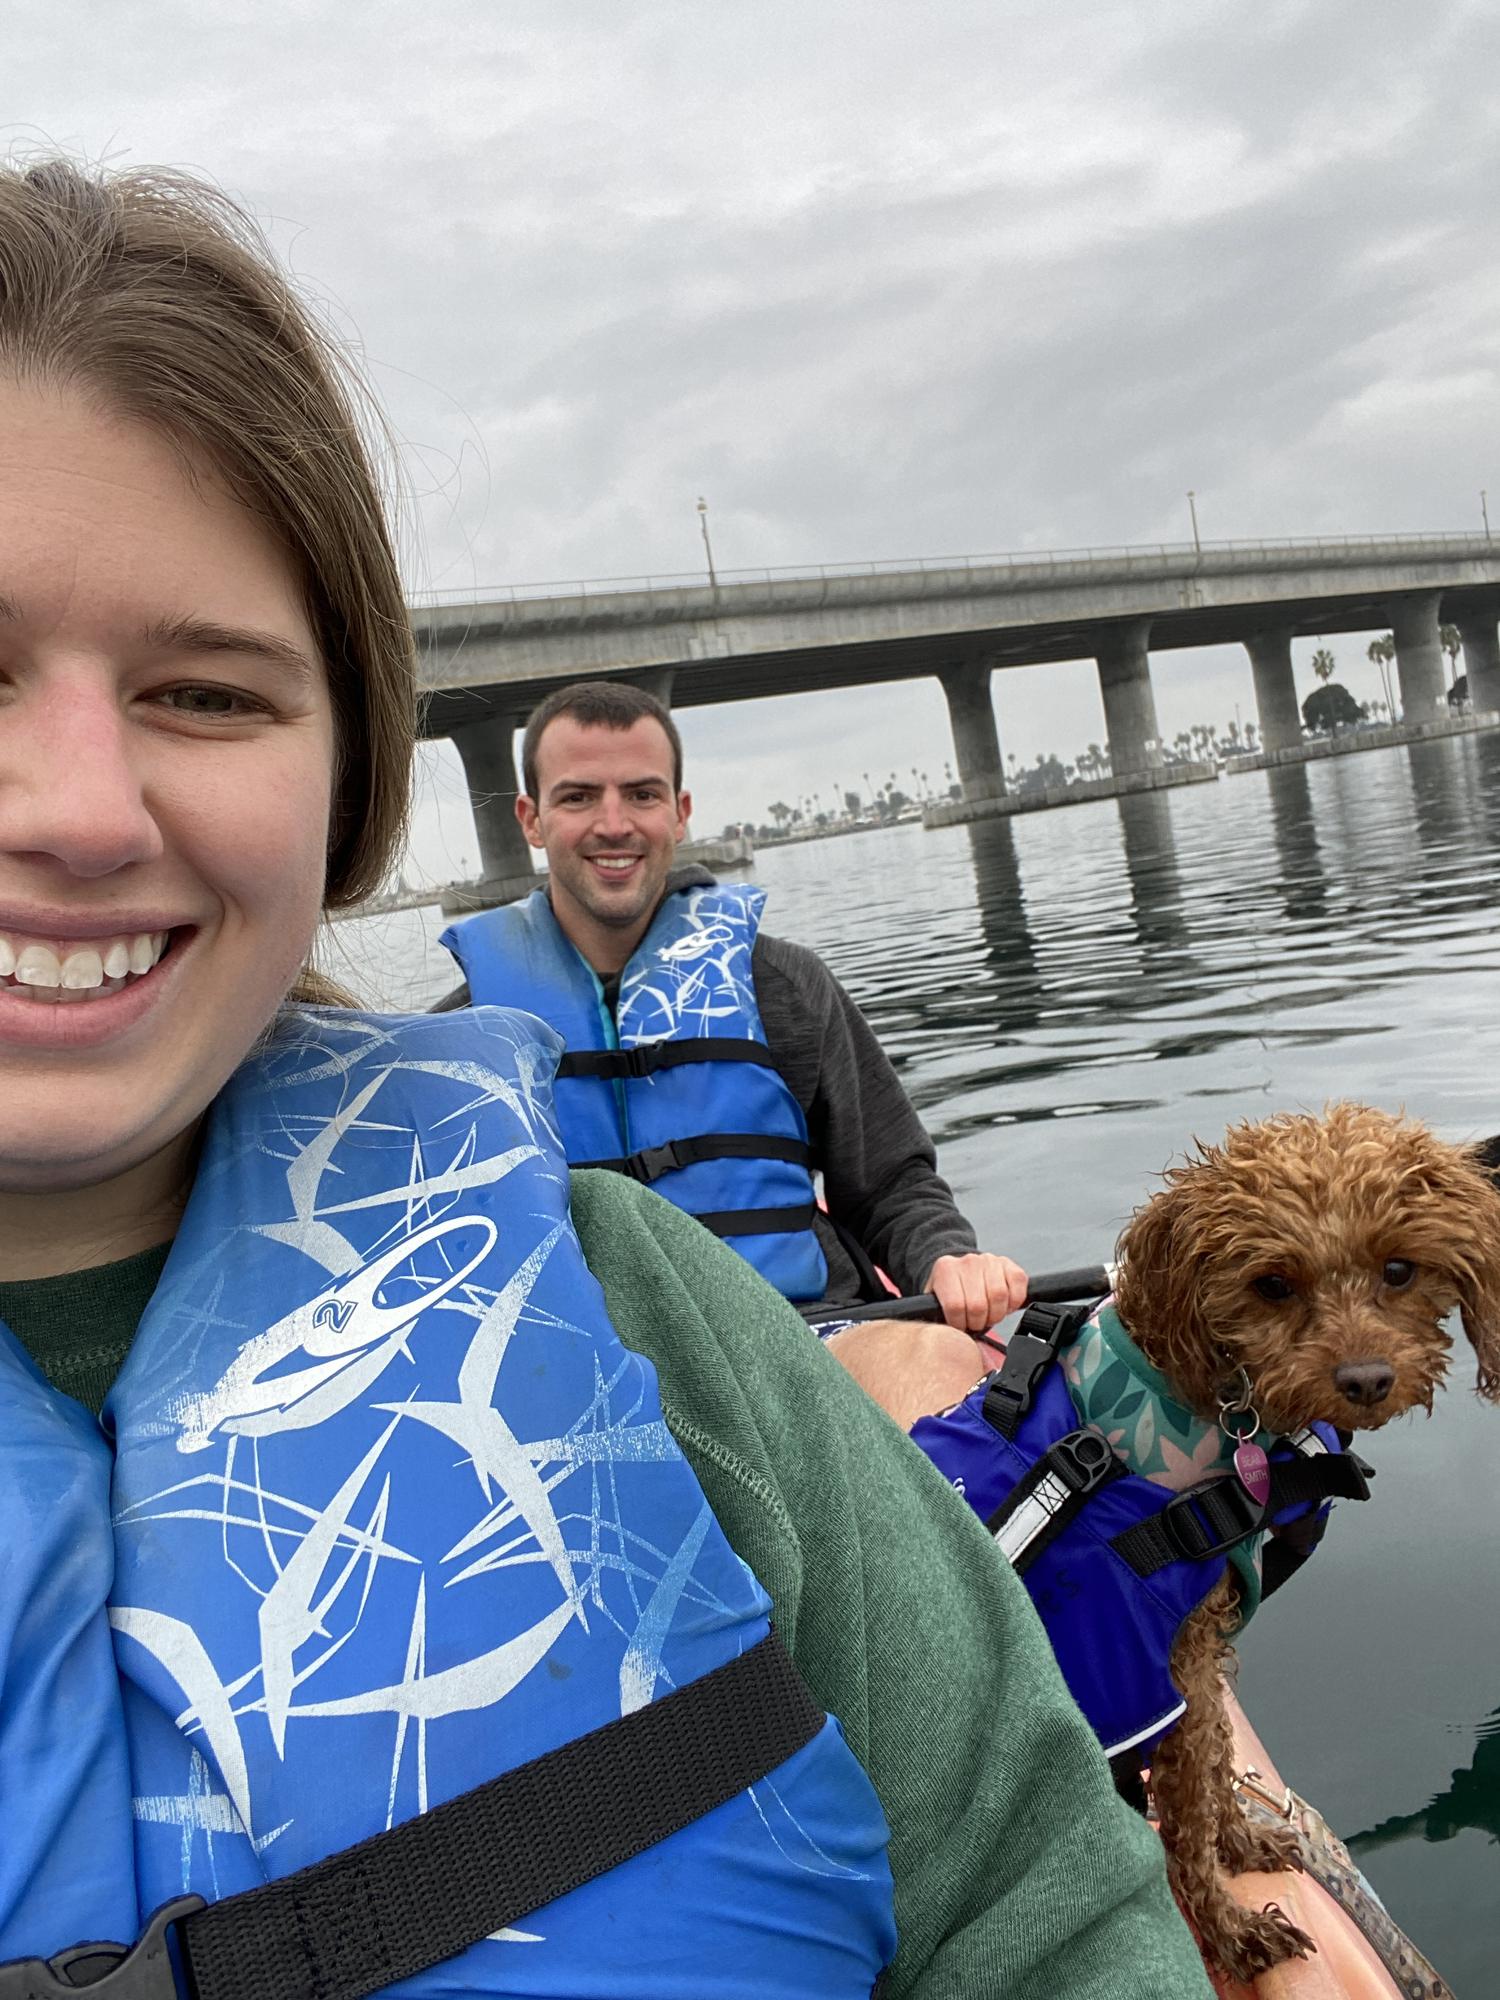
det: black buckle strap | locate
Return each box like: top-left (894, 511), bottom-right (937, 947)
top-left (0, 1897), bottom-right (204, 1998)
top-left (980, 1300), bottom-right (1091, 1441)
top-left (0, 1632), bottom-right (819, 2000)
top-left (1112, 1471), bottom-right (1269, 1576)
top-left (577, 1133), bottom-right (813, 1186)
top-left (986, 1425), bottom-right (1125, 1575)
top-left (1266, 1449), bottom-right (1372, 1510)
top-left (557, 1038), bottom-right (780, 1081)
top-left (1109, 1437), bottom-right (1373, 1581)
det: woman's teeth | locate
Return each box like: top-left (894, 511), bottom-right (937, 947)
top-left (0, 930), bottom-right (170, 1003)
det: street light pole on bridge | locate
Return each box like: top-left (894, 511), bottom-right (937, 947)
top-left (697, 495), bottom-right (718, 588)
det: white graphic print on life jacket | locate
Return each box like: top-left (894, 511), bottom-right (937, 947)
top-left (97, 1008), bottom-right (892, 1997)
top-left (617, 892), bottom-right (756, 1041)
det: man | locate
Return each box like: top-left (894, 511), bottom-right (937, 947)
top-left (440, 681), bottom-right (1027, 1330)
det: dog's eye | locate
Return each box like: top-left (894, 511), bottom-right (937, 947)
top-left (1382, 1258), bottom-right (1416, 1290)
top-left (1251, 1274), bottom-right (1295, 1302)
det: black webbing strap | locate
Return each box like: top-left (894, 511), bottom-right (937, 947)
top-left (1111, 1473), bottom-right (1264, 1576)
top-left (984, 1427), bottom-right (1125, 1575)
top-left (1263, 1449), bottom-right (1372, 1511)
top-left (1111, 1449), bottom-right (1370, 1579)
top-left (979, 1299), bottom-right (1093, 1441)
top-left (557, 1038), bottom-right (780, 1081)
top-left (693, 1201), bottom-right (819, 1238)
top-left (576, 1132), bottom-right (813, 1185)
top-left (3, 1632), bottom-right (820, 2000)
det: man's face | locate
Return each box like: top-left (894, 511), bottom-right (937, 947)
top-left (517, 715), bottom-right (691, 968)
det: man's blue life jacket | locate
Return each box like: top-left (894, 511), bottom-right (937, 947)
top-left (443, 882), bottom-right (829, 1301)
top-left (0, 1007), bottom-right (894, 1995)
top-left (911, 1301), bottom-right (1369, 1763)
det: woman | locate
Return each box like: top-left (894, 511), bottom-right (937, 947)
top-left (0, 160), bottom-right (1210, 1999)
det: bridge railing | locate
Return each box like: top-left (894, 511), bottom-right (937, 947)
top-left (409, 530), bottom-right (1500, 613)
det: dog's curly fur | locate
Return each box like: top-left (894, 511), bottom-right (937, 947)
top-left (1113, 1102), bottom-right (1500, 1978)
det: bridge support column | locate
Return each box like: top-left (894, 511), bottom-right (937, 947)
top-left (1244, 626), bottom-right (1302, 751)
top-left (1390, 594), bottom-right (1447, 719)
top-left (1095, 620), bottom-right (1162, 774)
top-left (632, 666), bottom-right (677, 706)
top-left (1456, 612), bottom-right (1500, 713)
top-left (443, 712), bottom-right (538, 912)
top-left (937, 661), bottom-right (1007, 802)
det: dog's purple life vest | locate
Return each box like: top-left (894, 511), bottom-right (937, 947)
top-left (911, 1304), bottom-right (1365, 1763)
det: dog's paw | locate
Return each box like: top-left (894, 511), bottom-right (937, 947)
top-left (1207, 1901), bottom-right (1317, 1981)
top-left (1216, 1808), bottom-right (1303, 1877)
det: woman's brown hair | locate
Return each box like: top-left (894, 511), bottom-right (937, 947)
top-left (0, 160), bottom-right (416, 939)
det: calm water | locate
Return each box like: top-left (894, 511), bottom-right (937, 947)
top-left (335, 732), bottom-right (1500, 1986)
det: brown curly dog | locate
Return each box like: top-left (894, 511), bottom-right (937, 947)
top-left (830, 1103), bottom-right (1500, 1981)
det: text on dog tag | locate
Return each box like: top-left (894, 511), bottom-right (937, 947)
top-left (1234, 1439), bottom-right (1271, 1507)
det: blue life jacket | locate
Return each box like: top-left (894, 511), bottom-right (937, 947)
top-left (911, 1302), bottom-right (1368, 1763)
top-left (443, 883), bottom-right (829, 1301)
top-left (0, 1007), bottom-right (894, 1995)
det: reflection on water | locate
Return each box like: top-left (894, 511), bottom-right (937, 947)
top-left (347, 732), bottom-right (1500, 1979)
top-left (1349, 1710), bottom-right (1500, 1853)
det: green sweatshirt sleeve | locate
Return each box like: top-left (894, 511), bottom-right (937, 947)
top-left (568, 1170), bottom-right (1212, 2000)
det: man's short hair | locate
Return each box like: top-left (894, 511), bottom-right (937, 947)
top-left (521, 682), bottom-right (684, 799)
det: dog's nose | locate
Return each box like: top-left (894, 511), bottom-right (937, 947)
top-left (1333, 1360), bottom-right (1395, 1406)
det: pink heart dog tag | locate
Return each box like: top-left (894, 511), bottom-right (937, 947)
top-left (1234, 1439), bottom-right (1271, 1507)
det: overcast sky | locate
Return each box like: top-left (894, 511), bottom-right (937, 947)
top-left (11, 1), bottom-right (1500, 873)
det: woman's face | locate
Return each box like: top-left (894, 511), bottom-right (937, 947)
top-left (0, 377), bottom-right (336, 1196)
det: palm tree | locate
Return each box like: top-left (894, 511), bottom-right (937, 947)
top-left (1244, 719), bottom-right (1259, 750)
top-left (1310, 647), bottom-right (1338, 684)
top-left (1367, 633), bottom-right (1397, 720)
top-left (768, 801), bottom-right (792, 826)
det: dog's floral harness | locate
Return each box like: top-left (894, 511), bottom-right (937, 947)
top-left (1061, 1301), bottom-right (1276, 1610)
top-left (910, 1297), bottom-right (1368, 1760)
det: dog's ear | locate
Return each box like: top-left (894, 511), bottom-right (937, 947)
top-left (1448, 1144), bottom-right (1500, 1400)
top-left (1113, 1162), bottom-right (1221, 1410)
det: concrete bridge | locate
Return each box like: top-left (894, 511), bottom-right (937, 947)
top-left (414, 533), bottom-right (1500, 904)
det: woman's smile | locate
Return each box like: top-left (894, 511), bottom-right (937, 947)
top-left (0, 376), bottom-right (335, 1197)
top-left (0, 922), bottom-right (171, 997)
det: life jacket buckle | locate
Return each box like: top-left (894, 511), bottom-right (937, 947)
top-left (1159, 1472), bottom-right (1268, 1564)
top-left (0, 1897), bottom-right (204, 1998)
top-left (629, 1139), bottom-right (686, 1182)
top-left (1046, 1427), bottom-right (1122, 1497)
top-left (980, 1300), bottom-right (1091, 1440)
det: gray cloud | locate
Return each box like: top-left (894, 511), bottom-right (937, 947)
top-left (8, 0), bottom-right (1497, 840)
